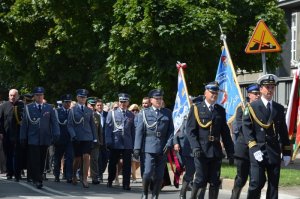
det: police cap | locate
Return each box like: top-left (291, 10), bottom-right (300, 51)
top-left (257, 74), bottom-right (278, 86)
top-left (205, 81), bottom-right (220, 92)
top-left (118, 93), bottom-right (130, 102)
top-left (61, 94), bottom-right (72, 102)
top-left (148, 89), bottom-right (164, 98)
top-left (246, 84), bottom-right (260, 93)
top-left (87, 97), bottom-right (97, 105)
top-left (33, 86), bottom-right (45, 95)
top-left (76, 89), bottom-right (88, 97)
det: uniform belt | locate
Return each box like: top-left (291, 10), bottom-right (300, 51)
top-left (146, 131), bottom-right (163, 138)
top-left (208, 135), bottom-right (220, 142)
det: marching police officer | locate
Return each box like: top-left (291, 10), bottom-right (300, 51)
top-left (133, 89), bottom-right (174, 199)
top-left (186, 82), bottom-right (234, 199)
top-left (67, 89), bottom-right (97, 188)
top-left (243, 74), bottom-right (291, 199)
top-left (53, 94), bottom-right (73, 183)
top-left (174, 95), bottom-right (204, 199)
top-left (20, 87), bottom-right (60, 189)
top-left (230, 84), bottom-right (261, 199)
top-left (106, 93), bottom-right (135, 190)
top-left (0, 89), bottom-right (25, 181)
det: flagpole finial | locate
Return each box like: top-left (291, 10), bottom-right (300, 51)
top-left (219, 24), bottom-right (227, 41)
top-left (176, 61), bottom-right (187, 69)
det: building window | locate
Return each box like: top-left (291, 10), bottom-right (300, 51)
top-left (291, 13), bottom-right (298, 65)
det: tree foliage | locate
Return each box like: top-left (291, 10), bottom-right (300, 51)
top-left (0, 0), bottom-right (287, 105)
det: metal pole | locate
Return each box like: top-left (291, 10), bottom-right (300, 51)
top-left (262, 52), bottom-right (267, 74)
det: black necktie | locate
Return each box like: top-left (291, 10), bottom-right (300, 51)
top-left (122, 110), bottom-right (126, 117)
top-left (209, 105), bottom-right (214, 112)
top-left (155, 109), bottom-right (159, 115)
top-left (38, 104), bottom-right (42, 112)
top-left (81, 106), bottom-right (84, 112)
top-left (65, 109), bottom-right (69, 116)
top-left (267, 102), bottom-right (271, 117)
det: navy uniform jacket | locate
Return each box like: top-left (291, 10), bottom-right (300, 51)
top-left (173, 116), bottom-right (192, 157)
top-left (186, 102), bottom-right (234, 158)
top-left (134, 107), bottom-right (174, 154)
top-left (105, 108), bottom-right (135, 149)
top-left (67, 104), bottom-right (96, 141)
top-left (54, 107), bottom-right (71, 145)
top-left (233, 105), bottom-right (249, 160)
top-left (93, 111), bottom-right (103, 147)
top-left (20, 103), bottom-right (60, 146)
top-left (242, 99), bottom-right (291, 164)
top-left (0, 100), bottom-right (24, 142)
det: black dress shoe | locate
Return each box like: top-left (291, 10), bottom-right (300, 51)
top-left (82, 181), bottom-right (89, 188)
top-left (54, 177), bottom-right (60, 182)
top-left (123, 185), bottom-right (131, 190)
top-left (36, 182), bottom-right (43, 189)
top-left (92, 180), bottom-right (100, 184)
top-left (107, 182), bottom-right (112, 188)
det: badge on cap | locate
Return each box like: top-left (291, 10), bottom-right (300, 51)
top-left (118, 93), bottom-right (130, 101)
top-left (76, 89), bottom-right (88, 97)
top-left (205, 81), bottom-right (220, 92)
top-left (257, 74), bottom-right (278, 85)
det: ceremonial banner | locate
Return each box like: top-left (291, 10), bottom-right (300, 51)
top-left (172, 62), bottom-right (191, 134)
top-left (215, 47), bottom-right (243, 123)
top-left (286, 68), bottom-right (299, 139)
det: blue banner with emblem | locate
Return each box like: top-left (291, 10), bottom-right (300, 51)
top-left (215, 47), bottom-right (242, 123)
top-left (172, 63), bottom-right (191, 134)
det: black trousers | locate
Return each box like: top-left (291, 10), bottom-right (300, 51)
top-left (3, 139), bottom-right (22, 179)
top-left (233, 157), bottom-right (250, 188)
top-left (27, 145), bottom-right (48, 183)
top-left (193, 156), bottom-right (222, 188)
top-left (108, 149), bottom-right (132, 186)
top-left (247, 161), bottom-right (280, 199)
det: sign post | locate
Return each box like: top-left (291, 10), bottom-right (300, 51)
top-left (245, 20), bottom-right (281, 74)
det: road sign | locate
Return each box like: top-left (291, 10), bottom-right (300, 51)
top-left (245, 20), bottom-right (281, 54)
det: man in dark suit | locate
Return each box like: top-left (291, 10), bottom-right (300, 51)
top-left (20, 87), bottom-right (60, 189)
top-left (186, 81), bottom-right (234, 199)
top-left (134, 89), bottom-right (174, 199)
top-left (0, 89), bottom-right (24, 181)
top-left (230, 84), bottom-right (260, 199)
top-left (95, 99), bottom-right (108, 183)
top-left (243, 74), bottom-right (291, 199)
top-left (53, 94), bottom-right (73, 183)
top-left (106, 93), bottom-right (135, 190)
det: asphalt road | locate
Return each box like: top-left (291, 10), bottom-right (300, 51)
top-left (1, 174), bottom-right (299, 199)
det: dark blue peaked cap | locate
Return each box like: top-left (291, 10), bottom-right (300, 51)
top-left (33, 86), bottom-right (45, 94)
top-left (61, 94), bottom-right (72, 102)
top-left (76, 89), bottom-right (88, 97)
top-left (148, 89), bottom-right (164, 98)
top-left (118, 93), bottom-right (130, 101)
top-left (246, 84), bottom-right (260, 93)
top-left (205, 81), bottom-right (219, 92)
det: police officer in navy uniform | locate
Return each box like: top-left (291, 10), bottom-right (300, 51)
top-left (53, 94), bottom-right (73, 183)
top-left (230, 84), bottom-right (261, 199)
top-left (20, 87), bottom-right (60, 189)
top-left (242, 74), bottom-right (291, 199)
top-left (105, 93), bottom-right (135, 190)
top-left (186, 82), bottom-right (234, 199)
top-left (67, 89), bottom-right (97, 188)
top-left (133, 89), bottom-right (174, 199)
top-left (174, 95), bottom-right (204, 199)
top-left (0, 89), bottom-right (25, 181)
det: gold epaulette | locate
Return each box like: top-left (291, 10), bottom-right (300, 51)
top-left (247, 104), bottom-right (273, 129)
top-left (248, 140), bottom-right (257, 148)
top-left (193, 105), bottom-right (212, 128)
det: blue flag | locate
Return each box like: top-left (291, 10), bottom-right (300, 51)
top-left (172, 67), bottom-right (190, 134)
top-left (215, 47), bottom-right (242, 122)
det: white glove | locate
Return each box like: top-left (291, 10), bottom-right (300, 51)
top-left (253, 150), bottom-right (264, 162)
top-left (283, 156), bottom-right (291, 166)
top-left (93, 139), bottom-right (97, 143)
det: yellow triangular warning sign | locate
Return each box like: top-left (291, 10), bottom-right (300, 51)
top-left (245, 20), bottom-right (281, 54)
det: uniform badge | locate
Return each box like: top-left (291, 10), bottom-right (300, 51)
top-left (244, 107), bottom-right (249, 116)
top-left (261, 128), bottom-right (264, 131)
top-left (33, 118), bottom-right (36, 121)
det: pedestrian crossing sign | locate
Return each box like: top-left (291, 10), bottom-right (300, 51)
top-left (245, 20), bottom-right (281, 54)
